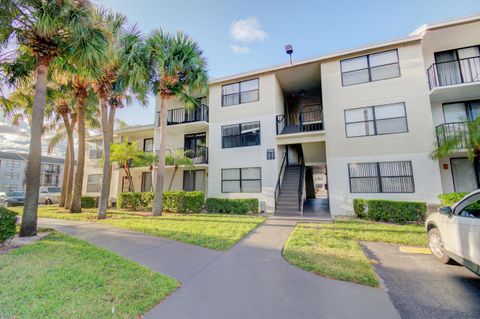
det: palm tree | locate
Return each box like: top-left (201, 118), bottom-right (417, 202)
top-left (147, 30), bottom-right (208, 216)
top-left (110, 141), bottom-right (142, 192)
top-left (165, 149), bottom-right (194, 191)
top-left (432, 116), bottom-right (480, 162)
top-left (93, 10), bottom-right (149, 219)
top-left (1, 0), bottom-right (108, 236)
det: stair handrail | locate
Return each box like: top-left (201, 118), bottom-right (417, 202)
top-left (298, 156), bottom-right (306, 215)
top-left (274, 152), bottom-right (287, 210)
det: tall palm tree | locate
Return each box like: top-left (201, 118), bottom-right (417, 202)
top-left (1, 0), bottom-right (108, 236)
top-left (93, 10), bottom-right (149, 219)
top-left (147, 30), bottom-right (208, 216)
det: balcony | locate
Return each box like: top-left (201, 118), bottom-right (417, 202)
top-left (435, 122), bottom-right (469, 149)
top-left (276, 110), bottom-right (324, 135)
top-left (157, 104), bottom-right (208, 127)
top-left (427, 56), bottom-right (480, 102)
top-left (166, 146), bottom-right (208, 165)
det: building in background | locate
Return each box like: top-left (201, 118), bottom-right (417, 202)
top-left (0, 152), bottom-right (65, 191)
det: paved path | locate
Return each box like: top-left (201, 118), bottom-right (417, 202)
top-left (363, 242), bottom-right (480, 319)
top-left (39, 218), bottom-right (399, 319)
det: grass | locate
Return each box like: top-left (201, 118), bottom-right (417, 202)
top-left (0, 232), bottom-right (179, 319)
top-left (282, 219), bottom-right (427, 287)
top-left (10, 206), bottom-right (265, 251)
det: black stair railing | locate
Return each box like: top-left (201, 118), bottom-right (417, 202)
top-left (298, 156), bottom-right (306, 214)
top-left (274, 152), bottom-right (287, 210)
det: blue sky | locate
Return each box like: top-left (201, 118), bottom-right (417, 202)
top-left (96, 0), bottom-right (480, 126)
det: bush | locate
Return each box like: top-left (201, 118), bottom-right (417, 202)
top-left (353, 199), bottom-right (426, 224)
top-left (205, 198), bottom-right (259, 214)
top-left (438, 192), bottom-right (468, 206)
top-left (118, 192), bottom-right (149, 211)
top-left (163, 191), bottom-right (204, 213)
top-left (81, 196), bottom-right (97, 208)
top-left (353, 199), bottom-right (367, 218)
top-left (0, 207), bottom-right (17, 243)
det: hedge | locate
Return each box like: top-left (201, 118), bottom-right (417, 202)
top-left (0, 207), bottom-right (17, 243)
top-left (205, 198), bottom-right (259, 214)
top-left (438, 192), bottom-right (468, 206)
top-left (163, 191), bottom-right (204, 213)
top-left (353, 198), bottom-right (427, 224)
top-left (118, 191), bottom-right (203, 213)
top-left (81, 196), bottom-right (98, 208)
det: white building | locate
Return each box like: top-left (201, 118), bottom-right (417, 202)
top-left (0, 152), bottom-right (65, 191)
top-left (83, 14), bottom-right (480, 216)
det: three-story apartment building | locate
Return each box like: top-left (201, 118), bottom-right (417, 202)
top-left (83, 14), bottom-right (480, 216)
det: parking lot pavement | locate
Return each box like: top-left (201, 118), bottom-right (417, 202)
top-left (363, 242), bottom-right (480, 319)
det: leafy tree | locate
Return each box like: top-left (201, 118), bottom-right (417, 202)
top-left (165, 149), bottom-right (194, 191)
top-left (134, 151), bottom-right (158, 192)
top-left (110, 141), bottom-right (142, 192)
top-left (147, 30), bottom-right (208, 216)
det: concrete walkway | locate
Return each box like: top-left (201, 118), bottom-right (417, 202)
top-left (39, 218), bottom-right (400, 319)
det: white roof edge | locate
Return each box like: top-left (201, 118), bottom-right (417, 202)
top-left (210, 13), bottom-right (480, 85)
top-left (86, 124), bottom-right (155, 140)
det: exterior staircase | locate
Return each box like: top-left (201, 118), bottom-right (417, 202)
top-left (275, 166), bottom-right (302, 216)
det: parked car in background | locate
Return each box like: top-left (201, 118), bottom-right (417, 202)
top-left (39, 186), bottom-right (61, 205)
top-left (1, 191), bottom-right (25, 207)
top-left (426, 190), bottom-right (480, 276)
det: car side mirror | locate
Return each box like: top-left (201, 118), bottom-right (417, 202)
top-left (439, 206), bottom-right (452, 216)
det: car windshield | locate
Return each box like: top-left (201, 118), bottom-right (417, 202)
top-left (48, 187), bottom-right (61, 193)
top-left (6, 191), bottom-right (24, 197)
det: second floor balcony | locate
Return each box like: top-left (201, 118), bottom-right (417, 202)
top-left (427, 56), bottom-right (480, 90)
top-left (435, 121), bottom-right (469, 149)
top-left (157, 104), bottom-right (209, 127)
top-left (276, 109), bottom-right (324, 135)
top-left (166, 146), bottom-right (208, 165)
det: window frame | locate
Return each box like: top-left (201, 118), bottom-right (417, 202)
top-left (143, 138), bottom-right (154, 152)
top-left (221, 121), bottom-right (261, 149)
top-left (221, 78), bottom-right (259, 107)
top-left (442, 99), bottom-right (480, 123)
top-left (86, 174), bottom-right (102, 193)
top-left (89, 141), bottom-right (103, 159)
top-left (344, 102), bottom-right (408, 138)
top-left (221, 167), bottom-right (262, 193)
top-left (341, 49), bottom-right (401, 86)
top-left (183, 169), bottom-right (205, 192)
top-left (348, 160), bottom-right (415, 193)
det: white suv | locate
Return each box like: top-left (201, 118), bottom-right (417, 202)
top-left (39, 186), bottom-right (61, 205)
top-left (426, 190), bottom-right (480, 276)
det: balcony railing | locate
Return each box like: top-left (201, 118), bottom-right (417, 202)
top-left (276, 110), bottom-right (324, 135)
top-left (427, 56), bottom-right (480, 90)
top-left (157, 104), bottom-right (209, 127)
top-left (166, 146), bottom-right (208, 165)
top-left (435, 122), bottom-right (469, 149)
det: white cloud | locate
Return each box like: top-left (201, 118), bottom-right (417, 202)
top-left (230, 17), bottom-right (268, 43)
top-left (229, 44), bottom-right (251, 54)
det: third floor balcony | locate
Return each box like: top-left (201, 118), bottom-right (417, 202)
top-left (157, 104), bottom-right (209, 127)
top-left (276, 108), bottom-right (324, 135)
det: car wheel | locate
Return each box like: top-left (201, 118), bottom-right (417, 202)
top-left (428, 228), bottom-right (451, 264)
top-left (45, 199), bottom-right (53, 205)
top-left (4, 201), bottom-right (10, 207)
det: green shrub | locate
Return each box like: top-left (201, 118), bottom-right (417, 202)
top-left (81, 196), bottom-right (97, 208)
top-left (353, 199), bottom-right (367, 218)
top-left (0, 207), bottom-right (17, 242)
top-left (163, 191), bottom-right (204, 213)
top-left (205, 198), bottom-right (259, 214)
top-left (353, 199), bottom-right (426, 224)
top-left (118, 192), bottom-right (147, 211)
top-left (438, 192), bottom-right (468, 206)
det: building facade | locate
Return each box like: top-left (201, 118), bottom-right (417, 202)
top-left (0, 152), bottom-right (65, 191)
top-left (83, 14), bottom-right (480, 216)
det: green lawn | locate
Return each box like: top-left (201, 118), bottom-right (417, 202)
top-left (10, 206), bottom-right (265, 251)
top-left (282, 219), bottom-right (427, 287)
top-left (0, 232), bottom-right (178, 319)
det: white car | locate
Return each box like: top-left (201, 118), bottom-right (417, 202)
top-left (426, 190), bottom-right (480, 276)
top-left (39, 186), bottom-right (61, 205)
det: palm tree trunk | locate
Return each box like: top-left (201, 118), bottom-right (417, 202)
top-left (59, 144), bottom-right (70, 207)
top-left (150, 165), bottom-right (154, 192)
top-left (98, 97), bottom-right (111, 219)
top-left (63, 115), bottom-right (75, 210)
top-left (126, 165), bottom-right (135, 192)
top-left (19, 60), bottom-right (49, 237)
top-left (152, 95), bottom-right (169, 216)
top-left (168, 165), bottom-right (178, 191)
top-left (70, 97), bottom-right (86, 213)
top-left (106, 104), bottom-right (115, 205)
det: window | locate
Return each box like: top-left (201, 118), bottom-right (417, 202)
top-left (86, 174), bottom-right (102, 192)
top-left (345, 102), bottom-right (407, 137)
top-left (4, 160), bottom-right (20, 169)
top-left (459, 198), bottom-right (480, 219)
top-left (267, 149), bottom-right (275, 160)
top-left (221, 167), bottom-right (261, 193)
top-left (222, 121), bottom-right (260, 148)
top-left (348, 161), bottom-right (414, 193)
top-left (434, 45), bottom-right (480, 86)
top-left (443, 100), bottom-right (480, 123)
top-left (450, 158), bottom-right (479, 193)
top-left (183, 170), bottom-right (205, 192)
top-left (222, 78), bottom-right (259, 106)
top-left (341, 49), bottom-right (400, 86)
top-left (4, 172), bottom-right (19, 179)
top-left (89, 141), bottom-right (103, 159)
top-left (143, 138), bottom-right (154, 152)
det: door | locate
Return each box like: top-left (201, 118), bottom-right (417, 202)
top-left (141, 172), bottom-right (152, 192)
top-left (457, 46), bottom-right (480, 83)
top-left (451, 158), bottom-right (478, 192)
top-left (183, 170), bottom-right (205, 192)
top-left (435, 50), bottom-right (461, 86)
top-left (184, 133), bottom-right (206, 163)
top-left (452, 194), bottom-right (480, 266)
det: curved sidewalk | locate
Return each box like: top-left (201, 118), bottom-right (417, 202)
top-left (39, 218), bottom-right (399, 319)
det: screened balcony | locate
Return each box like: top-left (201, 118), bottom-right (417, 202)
top-left (156, 104), bottom-right (208, 126)
top-left (427, 56), bottom-right (480, 90)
